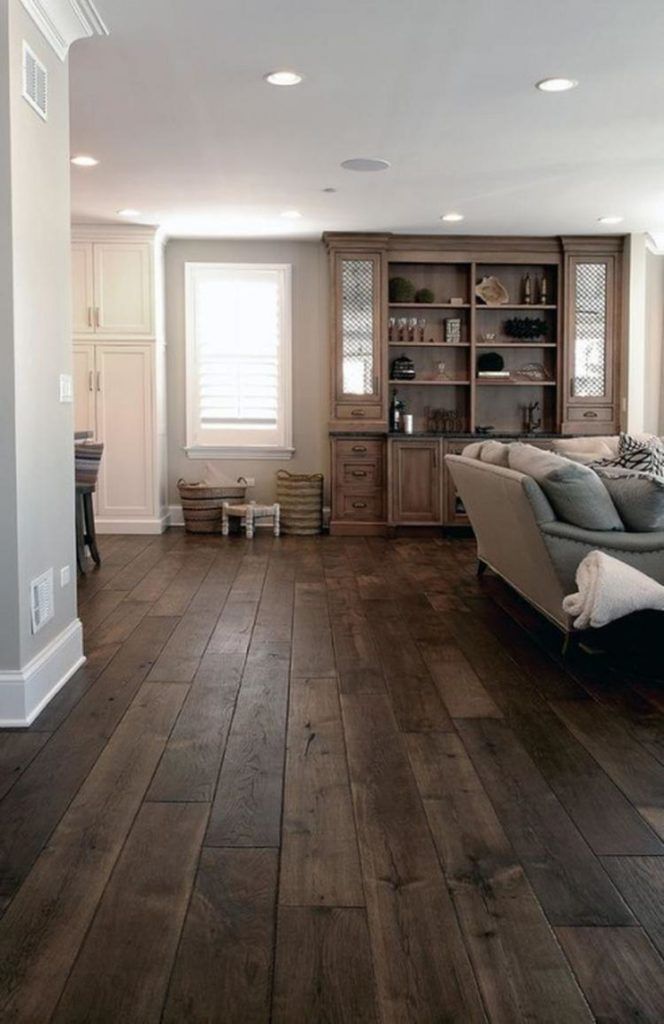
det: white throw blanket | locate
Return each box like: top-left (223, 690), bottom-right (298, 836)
top-left (562, 550), bottom-right (664, 629)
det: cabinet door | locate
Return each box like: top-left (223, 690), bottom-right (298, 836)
top-left (71, 242), bottom-right (94, 334)
top-left (564, 255), bottom-right (617, 429)
top-left (93, 243), bottom-right (153, 335)
top-left (72, 343), bottom-right (96, 434)
top-left (94, 345), bottom-right (154, 520)
top-left (390, 440), bottom-right (442, 524)
top-left (333, 252), bottom-right (384, 422)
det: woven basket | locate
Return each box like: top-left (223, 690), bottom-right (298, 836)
top-left (276, 470), bottom-right (323, 535)
top-left (177, 479), bottom-right (247, 533)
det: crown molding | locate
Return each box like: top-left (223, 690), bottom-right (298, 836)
top-left (20, 0), bottom-right (108, 61)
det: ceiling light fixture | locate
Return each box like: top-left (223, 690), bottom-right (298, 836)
top-left (265, 70), bottom-right (303, 86)
top-left (117, 208), bottom-right (141, 217)
top-left (441, 212), bottom-right (464, 222)
top-left (322, 187), bottom-right (337, 193)
top-left (597, 215), bottom-right (623, 225)
top-left (341, 158), bottom-right (390, 172)
top-left (71, 155), bottom-right (98, 166)
top-left (280, 210), bottom-right (302, 219)
top-left (536, 77), bottom-right (578, 92)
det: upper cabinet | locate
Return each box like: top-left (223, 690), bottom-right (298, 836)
top-left (329, 243), bottom-right (387, 427)
top-left (71, 235), bottom-right (154, 337)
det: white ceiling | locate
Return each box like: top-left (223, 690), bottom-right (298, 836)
top-left (69, 0), bottom-right (664, 240)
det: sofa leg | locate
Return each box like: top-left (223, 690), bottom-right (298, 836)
top-left (561, 632), bottom-right (575, 657)
top-left (476, 559), bottom-right (487, 577)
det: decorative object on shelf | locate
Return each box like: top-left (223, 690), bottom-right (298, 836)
top-left (390, 389), bottom-right (405, 431)
top-left (523, 400), bottom-right (542, 433)
top-left (389, 276), bottom-right (416, 302)
top-left (415, 287), bottom-right (434, 304)
top-left (425, 406), bottom-right (465, 433)
top-left (403, 413), bottom-right (414, 434)
top-left (397, 317), bottom-right (407, 342)
top-left (477, 351), bottom-right (505, 372)
top-left (475, 275), bottom-right (509, 305)
top-left (522, 273), bottom-right (532, 305)
top-left (418, 317), bottom-right (427, 343)
top-left (391, 353), bottom-right (416, 380)
top-left (475, 425), bottom-right (495, 435)
top-left (445, 318), bottom-right (462, 344)
top-left (480, 332), bottom-right (496, 344)
top-left (449, 297), bottom-right (465, 306)
top-left (388, 316), bottom-right (396, 343)
top-left (504, 316), bottom-right (548, 339)
top-left (276, 470), bottom-right (323, 535)
top-left (513, 362), bottom-right (550, 382)
top-left (538, 275), bottom-right (548, 304)
top-left (408, 317), bottom-right (417, 343)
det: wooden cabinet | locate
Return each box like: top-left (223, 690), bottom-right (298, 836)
top-left (442, 440), bottom-right (470, 525)
top-left (71, 239), bottom-right (153, 337)
top-left (389, 440), bottom-right (442, 525)
top-left (330, 437), bottom-right (386, 534)
top-left (330, 248), bottom-right (387, 428)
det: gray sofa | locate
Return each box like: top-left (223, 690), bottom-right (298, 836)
top-left (446, 437), bottom-right (664, 634)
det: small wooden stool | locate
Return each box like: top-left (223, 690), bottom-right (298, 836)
top-left (221, 501), bottom-right (280, 539)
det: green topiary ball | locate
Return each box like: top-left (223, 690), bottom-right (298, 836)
top-left (389, 277), bottom-right (416, 302)
top-left (415, 288), bottom-right (435, 304)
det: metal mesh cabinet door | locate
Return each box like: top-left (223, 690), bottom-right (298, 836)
top-left (332, 252), bottom-right (384, 423)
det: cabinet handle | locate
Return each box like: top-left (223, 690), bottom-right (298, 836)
top-left (96, 371), bottom-right (101, 392)
top-left (373, 375), bottom-right (379, 394)
top-left (352, 501), bottom-right (367, 509)
top-left (351, 470), bottom-right (367, 477)
top-left (88, 370), bottom-right (93, 392)
top-left (350, 409), bottom-right (366, 417)
top-left (583, 410), bottom-right (598, 418)
top-left (87, 306), bottom-right (93, 328)
top-left (94, 307), bottom-right (100, 328)
top-left (351, 445), bottom-right (367, 453)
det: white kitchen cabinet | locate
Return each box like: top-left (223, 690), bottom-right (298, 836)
top-left (71, 235), bottom-right (153, 338)
top-left (72, 343), bottom-right (96, 433)
top-left (71, 242), bottom-right (95, 334)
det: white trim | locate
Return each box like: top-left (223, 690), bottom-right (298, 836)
top-left (184, 445), bottom-right (295, 460)
top-left (96, 514), bottom-right (169, 535)
top-left (168, 504), bottom-right (184, 527)
top-left (0, 618), bottom-right (85, 727)
top-left (71, 223), bottom-right (159, 245)
top-left (20, 0), bottom-right (108, 61)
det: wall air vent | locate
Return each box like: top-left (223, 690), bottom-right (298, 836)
top-left (22, 41), bottom-right (47, 120)
top-left (30, 568), bottom-right (54, 634)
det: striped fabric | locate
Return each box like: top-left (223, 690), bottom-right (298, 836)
top-left (593, 433), bottom-right (664, 477)
top-left (75, 442), bottom-right (104, 488)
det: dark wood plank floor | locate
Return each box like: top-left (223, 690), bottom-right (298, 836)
top-left (1, 529), bottom-right (664, 1022)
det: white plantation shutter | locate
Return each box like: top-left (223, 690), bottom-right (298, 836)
top-left (185, 263), bottom-right (293, 456)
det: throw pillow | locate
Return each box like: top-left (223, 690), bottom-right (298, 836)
top-left (461, 441), bottom-right (484, 459)
top-left (479, 440), bottom-right (511, 467)
top-left (508, 443), bottom-right (624, 531)
top-left (596, 432), bottom-right (664, 475)
top-left (594, 467), bottom-right (664, 532)
top-left (551, 436), bottom-right (614, 459)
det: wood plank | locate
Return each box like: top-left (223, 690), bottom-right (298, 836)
top-left (331, 626), bottom-right (386, 694)
top-left (147, 653), bottom-right (244, 801)
top-left (280, 676), bottom-right (364, 907)
top-left (205, 641), bottom-right (290, 846)
top-left (273, 907), bottom-right (378, 1023)
top-left (407, 732), bottom-right (592, 1023)
top-left (556, 926), bottom-right (664, 1024)
top-left (205, 596), bottom-right (259, 655)
top-left (455, 717), bottom-right (634, 926)
top-left (0, 616), bottom-right (179, 909)
top-left (418, 641), bottom-right (502, 718)
top-left (341, 693), bottom-right (486, 1023)
top-left (147, 550), bottom-right (216, 616)
top-left (163, 848), bottom-right (278, 1024)
top-left (291, 582), bottom-right (336, 678)
top-left (0, 731), bottom-right (50, 801)
top-left (0, 682), bottom-right (187, 1024)
top-left (27, 641), bottom-right (120, 734)
top-left (51, 802), bottom-right (207, 1024)
top-left (602, 856), bottom-right (664, 959)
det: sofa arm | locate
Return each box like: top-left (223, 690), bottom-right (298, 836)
top-left (540, 521), bottom-right (664, 591)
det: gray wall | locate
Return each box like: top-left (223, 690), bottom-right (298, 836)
top-left (165, 239), bottom-right (329, 506)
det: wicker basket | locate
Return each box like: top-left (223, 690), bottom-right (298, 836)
top-left (276, 470), bottom-right (323, 535)
top-left (177, 479), bottom-right (247, 533)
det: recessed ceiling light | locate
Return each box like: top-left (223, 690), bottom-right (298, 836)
top-left (341, 158), bottom-right (390, 172)
top-left (441, 212), bottom-right (464, 222)
top-left (280, 210), bottom-right (302, 219)
top-left (598, 215), bottom-right (623, 225)
top-left (536, 77), bottom-right (578, 92)
top-left (265, 70), bottom-right (303, 86)
top-left (117, 208), bottom-right (141, 217)
top-left (322, 187), bottom-right (337, 193)
top-left (71, 155), bottom-right (98, 167)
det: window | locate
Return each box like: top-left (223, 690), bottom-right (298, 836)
top-left (185, 262), bottom-right (293, 458)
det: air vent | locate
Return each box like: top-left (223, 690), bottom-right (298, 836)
top-left (30, 568), bottom-right (54, 634)
top-left (22, 42), bottom-right (47, 121)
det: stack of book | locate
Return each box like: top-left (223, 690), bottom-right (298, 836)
top-left (477, 370), bottom-right (510, 378)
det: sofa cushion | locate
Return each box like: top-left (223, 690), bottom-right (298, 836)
top-left (479, 440), bottom-right (511, 467)
top-left (551, 436), bottom-right (614, 459)
top-left (594, 467), bottom-right (664, 532)
top-left (596, 432), bottom-right (664, 475)
top-left (461, 441), bottom-right (484, 459)
top-left (508, 443), bottom-right (624, 531)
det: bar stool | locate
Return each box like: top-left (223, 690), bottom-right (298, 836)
top-left (75, 441), bottom-right (104, 574)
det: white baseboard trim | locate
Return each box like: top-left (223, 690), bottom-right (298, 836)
top-left (167, 505), bottom-right (184, 527)
top-left (96, 514), bottom-right (169, 535)
top-left (0, 618), bottom-right (85, 727)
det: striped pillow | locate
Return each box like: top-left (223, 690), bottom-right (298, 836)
top-left (594, 433), bottom-right (664, 476)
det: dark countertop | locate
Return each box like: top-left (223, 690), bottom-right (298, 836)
top-left (330, 430), bottom-right (574, 440)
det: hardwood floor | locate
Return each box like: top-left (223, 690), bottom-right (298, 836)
top-left (0, 529), bottom-right (663, 1022)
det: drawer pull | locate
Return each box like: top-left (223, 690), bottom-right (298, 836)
top-left (350, 409), bottom-right (366, 417)
top-left (583, 411), bottom-right (598, 418)
top-left (351, 470), bottom-right (367, 477)
top-left (351, 445), bottom-right (367, 453)
top-left (352, 501), bottom-right (368, 509)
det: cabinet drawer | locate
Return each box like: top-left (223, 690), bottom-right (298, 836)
top-left (334, 439), bottom-right (384, 460)
top-left (566, 406), bottom-right (614, 423)
top-left (335, 404), bottom-right (383, 421)
top-left (334, 492), bottom-right (384, 521)
top-left (338, 459), bottom-right (382, 488)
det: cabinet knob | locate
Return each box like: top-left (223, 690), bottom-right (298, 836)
top-left (350, 409), bottom-right (366, 417)
top-left (351, 445), bottom-right (367, 453)
top-left (583, 410), bottom-right (598, 418)
top-left (352, 501), bottom-right (367, 509)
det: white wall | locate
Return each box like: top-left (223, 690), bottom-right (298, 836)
top-left (165, 238), bottom-right (329, 506)
top-left (626, 234), bottom-right (664, 435)
top-left (644, 247), bottom-right (664, 434)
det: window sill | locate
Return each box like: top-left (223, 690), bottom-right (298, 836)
top-left (184, 445), bottom-right (295, 460)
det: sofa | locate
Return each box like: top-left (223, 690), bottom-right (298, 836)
top-left (446, 436), bottom-right (664, 634)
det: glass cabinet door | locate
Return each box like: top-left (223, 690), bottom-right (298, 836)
top-left (569, 258), bottom-right (613, 402)
top-left (335, 253), bottom-right (382, 404)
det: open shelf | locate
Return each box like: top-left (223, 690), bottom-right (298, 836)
top-left (476, 304), bottom-right (556, 311)
top-left (389, 342), bottom-right (470, 348)
top-left (389, 302), bottom-right (470, 309)
top-left (476, 342), bottom-right (557, 348)
top-left (476, 379), bottom-right (556, 386)
top-left (390, 379), bottom-right (470, 386)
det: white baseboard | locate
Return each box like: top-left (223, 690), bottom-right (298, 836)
top-left (96, 514), bottom-right (169, 535)
top-left (167, 504), bottom-right (184, 527)
top-left (0, 618), bottom-right (85, 727)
